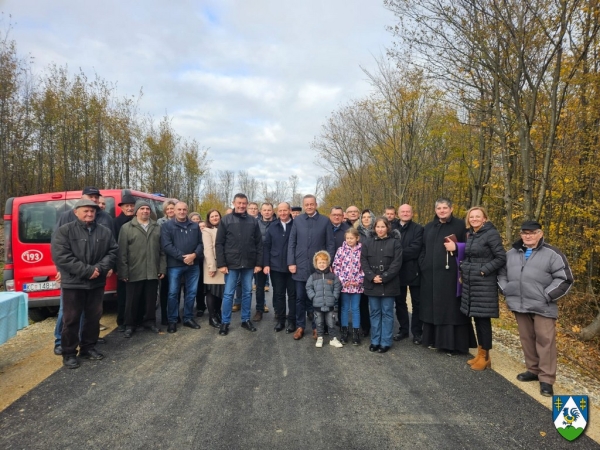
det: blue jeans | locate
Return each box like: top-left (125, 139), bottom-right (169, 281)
top-left (340, 293), bottom-right (361, 328)
top-left (222, 268), bottom-right (253, 324)
top-left (54, 289), bottom-right (84, 346)
top-left (369, 296), bottom-right (395, 347)
top-left (167, 265), bottom-right (200, 323)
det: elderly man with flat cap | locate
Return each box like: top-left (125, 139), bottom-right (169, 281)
top-left (52, 199), bottom-right (118, 369)
top-left (498, 220), bottom-right (573, 397)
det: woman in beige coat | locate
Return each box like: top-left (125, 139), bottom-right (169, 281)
top-left (203, 209), bottom-right (225, 328)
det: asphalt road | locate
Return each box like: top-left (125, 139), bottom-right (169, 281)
top-left (0, 292), bottom-right (597, 450)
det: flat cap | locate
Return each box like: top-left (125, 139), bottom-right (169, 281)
top-left (74, 199), bottom-right (99, 209)
top-left (520, 220), bottom-right (542, 231)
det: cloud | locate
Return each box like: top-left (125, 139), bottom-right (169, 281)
top-left (3, 0), bottom-right (395, 196)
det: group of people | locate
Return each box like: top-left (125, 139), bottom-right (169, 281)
top-left (50, 189), bottom-right (573, 399)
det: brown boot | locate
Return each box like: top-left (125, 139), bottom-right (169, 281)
top-left (293, 327), bottom-right (304, 340)
top-left (467, 346), bottom-right (484, 366)
top-left (471, 349), bottom-right (491, 371)
top-left (252, 311), bottom-right (263, 322)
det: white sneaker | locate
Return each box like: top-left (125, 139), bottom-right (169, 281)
top-left (316, 337), bottom-right (323, 348)
top-left (330, 337), bottom-right (343, 348)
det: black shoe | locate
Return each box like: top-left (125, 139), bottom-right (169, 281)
top-left (540, 382), bottom-right (554, 397)
top-left (274, 321), bottom-right (285, 332)
top-left (54, 345), bottom-right (63, 356)
top-left (352, 328), bottom-right (361, 346)
top-left (167, 323), bottom-right (177, 333)
top-left (378, 346), bottom-right (391, 353)
top-left (144, 325), bottom-right (162, 333)
top-left (393, 332), bottom-right (409, 341)
top-left (79, 348), bottom-right (104, 360)
top-left (124, 328), bottom-right (133, 338)
top-left (97, 337), bottom-right (106, 344)
top-left (219, 323), bottom-right (230, 336)
top-left (62, 355), bottom-right (79, 369)
top-left (208, 316), bottom-right (221, 328)
top-left (196, 310), bottom-right (205, 318)
top-left (183, 319), bottom-right (201, 329)
top-left (117, 324), bottom-right (126, 332)
top-left (516, 371), bottom-right (539, 382)
top-left (241, 320), bottom-right (257, 332)
top-left (286, 321), bottom-right (296, 334)
top-left (369, 344), bottom-right (380, 352)
top-left (340, 327), bottom-right (348, 344)
top-left (412, 335), bottom-right (422, 345)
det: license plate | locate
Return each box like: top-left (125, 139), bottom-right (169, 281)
top-left (23, 281), bottom-right (60, 292)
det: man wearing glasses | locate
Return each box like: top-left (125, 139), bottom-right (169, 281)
top-left (345, 206), bottom-right (360, 228)
top-left (498, 220), bottom-right (573, 397)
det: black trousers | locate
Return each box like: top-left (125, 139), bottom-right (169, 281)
top-left (196, 268), bottom-right (206, 312)
top-left (255, 271), bottom-right (268, 312)
top-left (395, 285), bottom-right (422, 337)
top-left (270, 270), bottom-right (296, 323)
top-left (116, 279), bottom-right (127, 326)
top-left (160, 274), bottom-right (169, 322)
top-left (360, 293), bottom-right (370, 333)
top-left (473, 317), bottom-right (493, 350)
top-left (62, 287), bottom-right (104, 356)
top-left (125, 279), bottom-right (159, 327)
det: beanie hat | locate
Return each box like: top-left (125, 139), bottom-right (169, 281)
top-left (134, 200), bottom-right (151, 215)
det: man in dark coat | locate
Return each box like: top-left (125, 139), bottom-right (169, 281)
top-left (287, 194), bottom-right (335, 340)
top-left (113, 194), bottom-right (136, 331)
top-left (393, 204), bottom-right (425, 344)
top-left (385, 206), bottom-right (401, 231)
top-left (254, 202), bottom-right (275, 321)
top-left (52, 186), bottom-right (114, 355)
top-left (216, 193), bottom-right (263, 335)
top-left (161, 202), bottom-right (204, 333)
top-left (419, 198), bottom-right (475, 354)
top-left (52, 199), bottom-right (118, 368)
top-left (264, 202), bottom-right (296, 332)
top-left (330, 206), bottom-right (350, 252)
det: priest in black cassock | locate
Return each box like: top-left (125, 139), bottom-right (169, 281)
top-left (419, 198), bottom-right (476, 354)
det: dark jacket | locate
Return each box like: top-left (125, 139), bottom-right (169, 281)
top-left (113, 212), bottom-right (134, 239)
top-left (258, 218), bottom-right (274, 242)
top-left (57, 208), bottom-right (114, 237)
top-left (498, 237), bottom-right (573, 319)
top-left (419, 214), bottom-right (469, 326)
top-left (459, 221), bottom-right (506, 318)
top-left (361, 233), bottom-right (403, 297)
top-left (263, 218), bottom-right (293, 273)
top-left (160, 218), bottom-right (204, 268)
top-left (306, 268), bottom-right (342, 311)
top-left (398, 220), bottom-right (424, 286)
top-left (52, 220), bottom-right (118, 290)
top-left (117, 218), bottom-right (166, 282)
top-left (216, 212), bottom-right (263, 269)
top-left (332, 221), bottom-right (350, 252)
top-left (287, 211), bottom-right (335, 282)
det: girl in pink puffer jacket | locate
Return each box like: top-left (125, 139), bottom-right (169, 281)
top-left (332, 228), bottom-right (364, 345)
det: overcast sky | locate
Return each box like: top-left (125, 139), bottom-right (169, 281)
top-left (2, 1), bottom-right (395, 196)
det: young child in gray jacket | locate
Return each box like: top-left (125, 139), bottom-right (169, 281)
top-left (306, 250), bottom-right (343, 348)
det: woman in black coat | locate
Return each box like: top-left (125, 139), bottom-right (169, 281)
top-left (460, 206), bottom-right (506, 370)
top-left (361, 217), bottom-right (403, 353)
